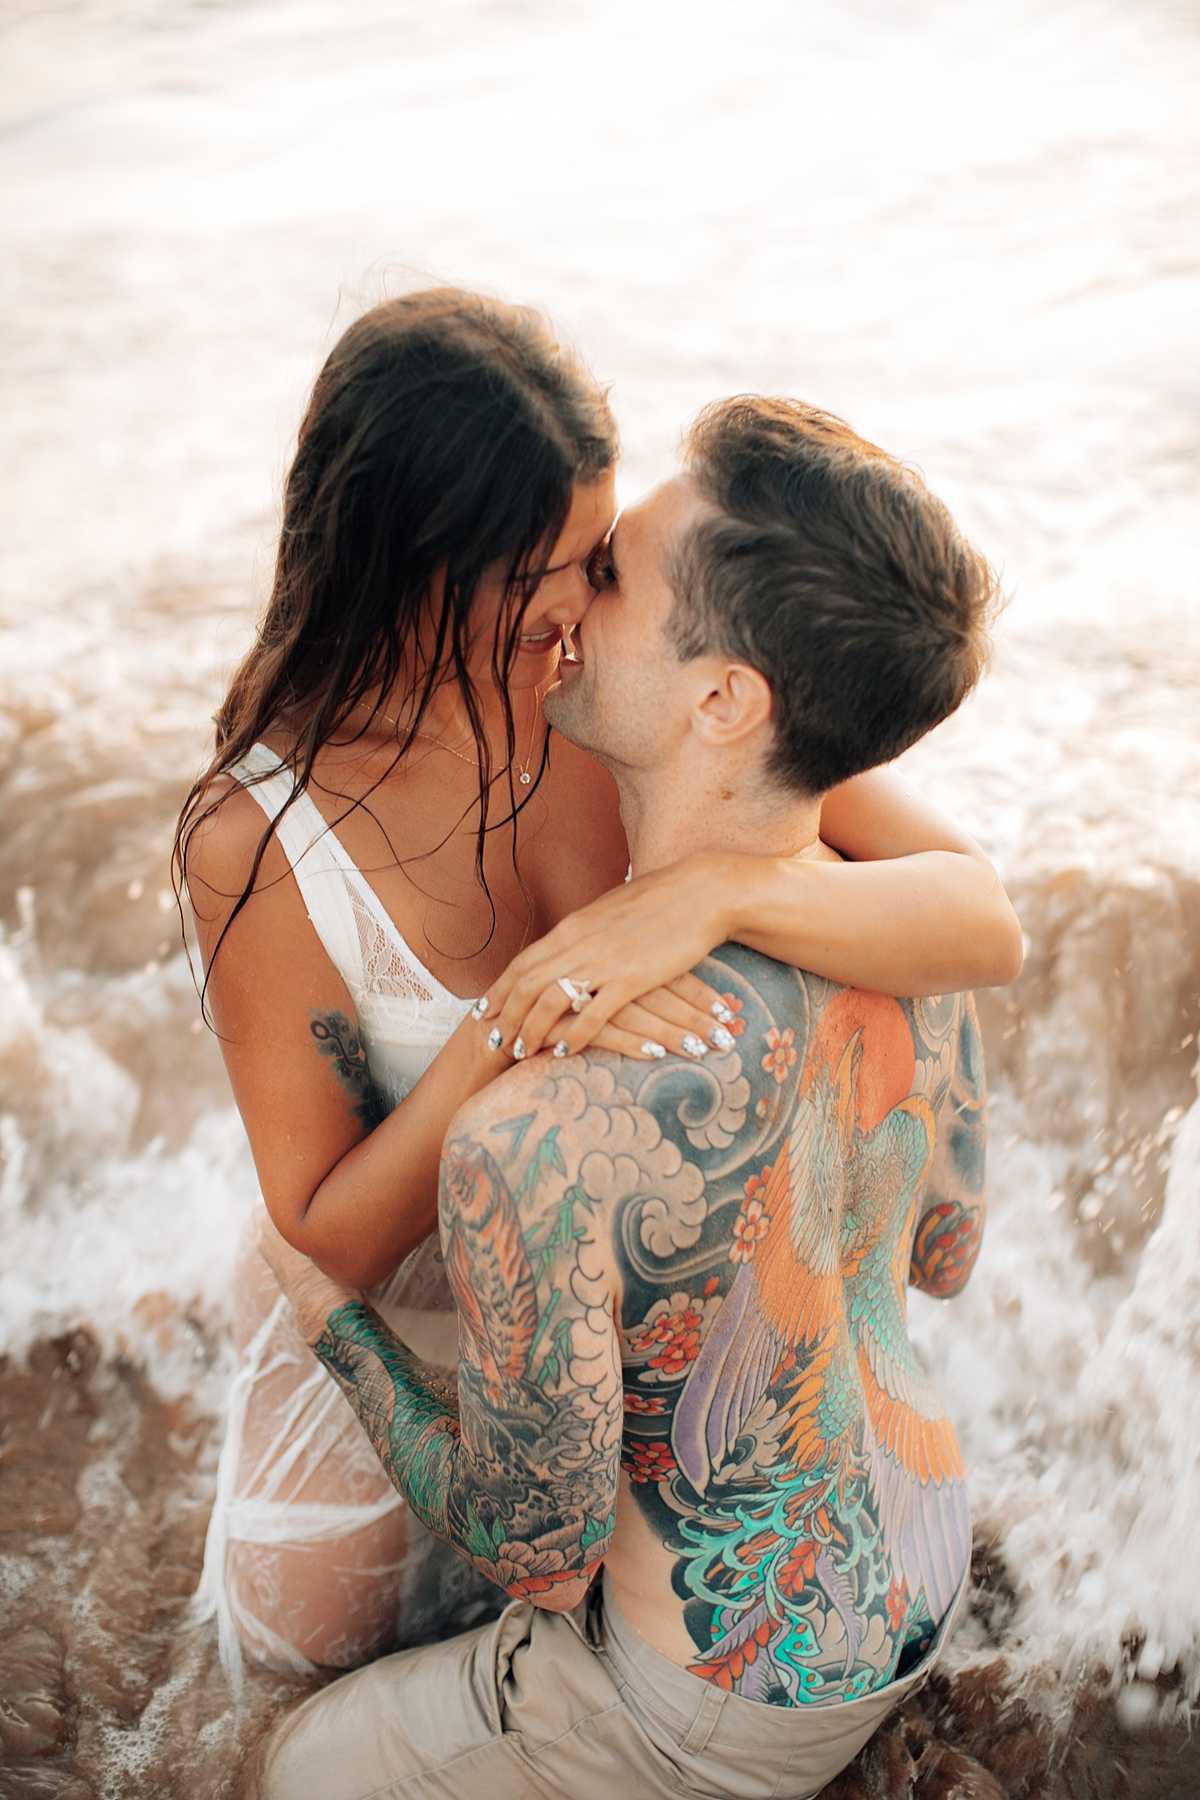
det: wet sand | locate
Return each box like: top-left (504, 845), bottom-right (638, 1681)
top-left (3, 1333), bottom-right (1198, 1798)
top-left (0, 1333), bottom-right (297, 1799)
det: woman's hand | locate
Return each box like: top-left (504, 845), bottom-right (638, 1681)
top-left (478, 768), bottom-right (1024, 1067)
top-left (480, 853), bottom-right (739, 1063)
top-left (255, 1201), bottom-right (360, 1345)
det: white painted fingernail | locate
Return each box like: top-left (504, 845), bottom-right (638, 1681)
top-left (553, 1040), bottom-right (571, 1058)
top-left (513, 1037), bottom-right (527, 1061)
top-left (487, 1028), bottom-right (504, 1052)
top-left (681, 1034), bottom-right (708, 1059)
top-left (712, 1001), bottom-right (736, 1024)
top-left (641, 1041), bottom-right (667, 1059)
top-left (710, 1025), bottom-right (735, 1052)
top-left (471, 996), bottom-right (490, 1020)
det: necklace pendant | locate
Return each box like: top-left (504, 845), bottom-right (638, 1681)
top-left (519, 771), bottom-right (532, 786)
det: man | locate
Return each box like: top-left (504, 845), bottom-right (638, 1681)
top-left (257, 396), bottom-right (991, 1800)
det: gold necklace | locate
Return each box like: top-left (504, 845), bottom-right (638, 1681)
top-left (412, 730), bottom-right (479, 768)
top-left (360, 684), bottom-right (548, 786)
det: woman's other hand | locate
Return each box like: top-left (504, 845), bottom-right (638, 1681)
top-left (478, 853), bottom-right (737, 1062)
top-left (477, 765), bottom-right (1023, 1065)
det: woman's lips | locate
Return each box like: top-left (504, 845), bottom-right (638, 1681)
top-left (518, 625), bottom-right (564, 653)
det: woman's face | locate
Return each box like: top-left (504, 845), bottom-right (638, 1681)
top-left (474, 472), bottom-right (618, 693)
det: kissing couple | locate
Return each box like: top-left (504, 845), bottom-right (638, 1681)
top-left (180, 287), bottom-right (1016, 1798)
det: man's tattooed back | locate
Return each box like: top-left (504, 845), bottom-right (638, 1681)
top-left (305, 945), bottom-right (985, 1706)
top-left (438, 944), bottom-right (986, 1706)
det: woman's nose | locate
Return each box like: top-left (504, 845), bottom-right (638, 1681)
top-left (542, 568), bottom-right (594, 625)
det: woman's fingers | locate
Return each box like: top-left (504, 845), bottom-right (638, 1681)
top-left (579, 1020), bottom-right (675, 1061)
top-left (490, 979), bottom-right (576, 1060)
top-left (470, 853), bottom-right (744, 1058)
top-left (667, 970), bottom-right (731, 1017)
top-left (525, 992), bottom-right (738, 1063)
top-left (575, 994), bottom-right (711, 1059)
top-left (606, 998), bottom-right (715, 1059)
top-left (499, 980), bottom-right (683, 1060)
top-left (639, 977), bottom-right (736, 1040)
top-left (551, 1000), bottom-right (738, 1063)
top-left (481, 877), bottom-right (712, 1032)
top-left (489, 971), bottom-right (740, 1062)
top-left (501, 959), bottom-right (593, 1036)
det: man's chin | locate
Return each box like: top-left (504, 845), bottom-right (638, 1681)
top-left (543, 667), bottom-right (593, 751)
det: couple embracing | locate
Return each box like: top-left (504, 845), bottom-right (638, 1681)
top-left (180, 288), bottom-right (1018, 1798)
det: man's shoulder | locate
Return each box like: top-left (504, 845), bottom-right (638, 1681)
top-left (703, 946), bottom-right (972, 1036)
top-left (459, 945), bottom-right (820, 1187)
top-left (455, 963), bottom-right (975, 1197)
top-left (698, 942), bottom-right (843, 1064)
top-left (691, 954), bottom-right (976, 1124)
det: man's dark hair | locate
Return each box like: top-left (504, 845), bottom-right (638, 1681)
top-left (669, 396), bottom-right (997, 796)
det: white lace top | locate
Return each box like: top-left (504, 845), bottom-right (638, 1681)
top-left (231, 742), bottom-right (475, 1108)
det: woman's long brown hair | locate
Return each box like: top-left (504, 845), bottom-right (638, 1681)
top-left (174, 287), bottom-right (617, 998)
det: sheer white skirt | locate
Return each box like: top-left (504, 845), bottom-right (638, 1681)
top-left (192, 1220), bottom-right (500, 1687)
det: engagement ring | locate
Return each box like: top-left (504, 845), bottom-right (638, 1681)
top-left (556, 975), bottom-right (595, 1013)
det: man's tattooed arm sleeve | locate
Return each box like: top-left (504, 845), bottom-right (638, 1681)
top-left (310, 1099), bottom-right (623, 1606)
top-left (310, 1301), bottom-right (463, 1530)
top-left (909, 994), bottom-right (987, 1298)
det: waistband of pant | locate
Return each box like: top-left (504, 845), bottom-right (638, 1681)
top-left (594, 1561), bottom-right (970, 1745)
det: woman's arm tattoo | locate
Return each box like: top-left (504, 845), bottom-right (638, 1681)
top-left (309, 1009), bottom-right (388, 1131)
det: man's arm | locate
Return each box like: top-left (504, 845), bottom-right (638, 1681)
top-left (257, 1071), bottom-right (623, 1611)
top-left (908, 994), bottom-right (987, 1298)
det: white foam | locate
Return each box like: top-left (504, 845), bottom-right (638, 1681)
top-left (0, 939), bottom-right (254, 1410)
top-left (911, 1085), bottom-right (1200, 1701)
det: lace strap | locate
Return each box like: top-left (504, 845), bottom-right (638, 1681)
top-left (229, 744), bottom-right (367, 997)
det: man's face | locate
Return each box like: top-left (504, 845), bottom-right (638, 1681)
top-left (544, 476), bottom-right (713, 772)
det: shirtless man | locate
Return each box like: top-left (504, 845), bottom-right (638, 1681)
top-left (258, 396), bottom-right (992, 1800)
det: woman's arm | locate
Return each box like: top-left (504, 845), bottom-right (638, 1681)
top-left (739, 765), bottom-right (1023, 991)
top-left (491, 767), bottom-right (1022, 1057)
top-left (183, 780), bottom-right (719, 1291)
top-left (185, 785), bottom-right (501, 1288)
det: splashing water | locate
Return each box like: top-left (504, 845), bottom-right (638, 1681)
top-left (1, 0), bottom-right (1198, 1793)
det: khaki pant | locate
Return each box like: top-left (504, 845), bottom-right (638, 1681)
top-left (261, 1568), bottom-right (966, 1800)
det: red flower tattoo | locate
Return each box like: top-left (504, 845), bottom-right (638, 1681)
top-left (720, 994), bottom-right (746, 1037)
top-left (761, 1026), bottom-right (797, 1083)
top-left (743, 1165), bottom-right (773, 1201)
top-left (622, 1439), bottom-right (678, 1484)
top-left (730, 1194), bottom-right (770, 1265)
top-left (885, 1577), bottom-right (909, 1632)
top-left (629, 1303), bottom-right (705, 1376)
top-left (623, 1390), bottom-right (669, 1416)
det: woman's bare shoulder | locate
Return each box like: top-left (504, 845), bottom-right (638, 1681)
top-left (182, 775), bottom-right (286, 902)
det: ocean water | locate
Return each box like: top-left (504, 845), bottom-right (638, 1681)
top-left (0, 0), bottom-right (1198, 1792)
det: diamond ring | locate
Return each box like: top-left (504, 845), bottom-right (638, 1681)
top-left (556, 976), bottom-right (595, 1013)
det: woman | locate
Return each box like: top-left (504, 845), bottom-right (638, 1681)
top-left (180, 287), bottom-right (1020, 1683)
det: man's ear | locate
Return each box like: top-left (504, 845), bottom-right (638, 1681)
top-left (690, 658), bottom-right (773, 748)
